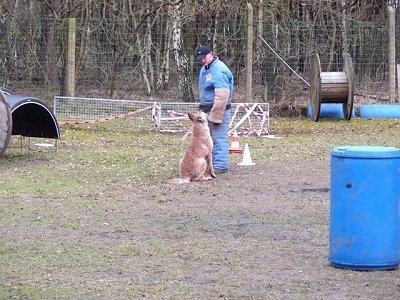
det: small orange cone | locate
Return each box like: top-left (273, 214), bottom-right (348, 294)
top-left (238, 143), bottom-right (255, 166)
top-left (229, 131), bottom-right (243, 154)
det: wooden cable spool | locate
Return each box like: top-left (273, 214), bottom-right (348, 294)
top-left (0, 89), bottom-right (12, 156)
top-left (310, 53), bottom-right (354, 121)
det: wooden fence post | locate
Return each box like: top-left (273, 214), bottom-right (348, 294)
top-left (397, 64), bottom-right (400, 102)
top-left (388, 6), bottom-right (396, 103)
top-left (67, 18), bottom-right (76, 97)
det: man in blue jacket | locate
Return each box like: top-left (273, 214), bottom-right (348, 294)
top-left (196, 45), bottom-right (234, 174)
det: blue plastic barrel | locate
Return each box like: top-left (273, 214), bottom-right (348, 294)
top-left (359, 104), bottom-right (400, 119)
top-left (329, 146), bottom-right (400, 270)
top-left (307, 104), bottom-right (355, 119)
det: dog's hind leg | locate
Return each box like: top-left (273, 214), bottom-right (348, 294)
top-left (200, 161), bottom-right (214, 181)
top-left (192, 159), bottom-right (209, 181)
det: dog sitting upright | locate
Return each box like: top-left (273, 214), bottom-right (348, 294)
top-left (178, 111), bottom-right (216, 183)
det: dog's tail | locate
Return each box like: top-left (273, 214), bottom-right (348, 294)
top-left (167, 177), bottom-right (191, 184)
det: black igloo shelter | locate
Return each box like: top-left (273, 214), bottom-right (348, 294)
top-left (2, 88), bottom-right (60, 139)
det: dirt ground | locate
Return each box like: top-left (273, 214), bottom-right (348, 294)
top-left (80, 157), bottom-right (400, 299)
top-left (2, 118), bottom-right (400, 299)
top-left (120, 156), bottom-right (399, 299)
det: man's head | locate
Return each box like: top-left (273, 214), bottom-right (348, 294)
top-left (195, 45), bottom-right (212, 64)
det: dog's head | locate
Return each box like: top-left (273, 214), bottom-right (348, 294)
top-left (188, 111), bottom-right (208, 125)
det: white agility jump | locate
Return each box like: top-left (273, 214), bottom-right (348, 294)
top-left (152, 102), bottom-right (269, 136)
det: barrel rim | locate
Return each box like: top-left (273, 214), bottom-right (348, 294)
top-left (331, 145), bottom-right (400, 158)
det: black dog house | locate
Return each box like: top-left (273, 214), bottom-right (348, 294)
top-left (0, 88), bottom-right (60, 155)
top-left (6, 94), bottom-right (60, 138)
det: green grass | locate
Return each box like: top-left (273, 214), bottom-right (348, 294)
top-left (2, 117), bottom-right (400, 196)
top-left (2, 117), bottom-right (400, 299)
top-left (1, 126), bottom-right (182, 197)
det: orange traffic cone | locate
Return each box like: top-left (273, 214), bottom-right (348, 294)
top-left (229, 131), bottom-right (243, 154)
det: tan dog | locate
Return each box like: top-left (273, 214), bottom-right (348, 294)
top-left (178, 111), bottom-right (216, 183)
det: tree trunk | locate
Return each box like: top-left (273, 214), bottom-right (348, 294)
top-left (5, 0), bottom-right (20, 86)
top-left (75, 0), bottom-right (92, 85)
top-left (41, 3), bottom-right (58, 88)
top-left (171, 1), bottom-right (195, 102)
top-left (326, 5), bottom-right (337, 72)
top-left (130, 3), bottom-right (153, 96)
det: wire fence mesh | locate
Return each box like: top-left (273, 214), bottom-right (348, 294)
top-left (54, 97), bottom-right (269, 135)
top-left (1, 2), bottom-right (399, 106)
